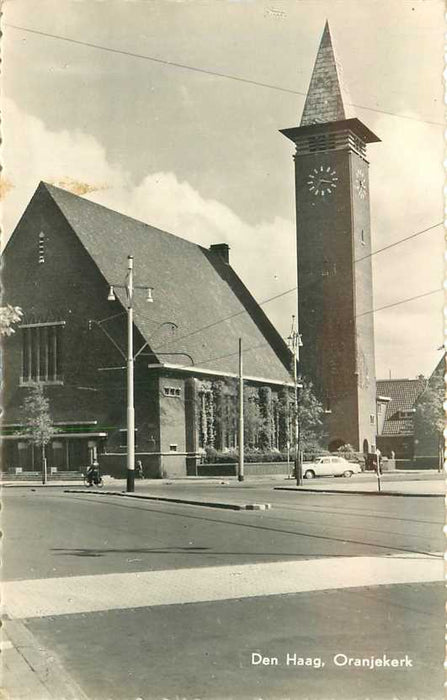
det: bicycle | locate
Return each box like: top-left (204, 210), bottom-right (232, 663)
top-left (83, 466), bottom-right (104, 488)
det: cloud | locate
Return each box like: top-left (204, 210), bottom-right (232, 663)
top-left (1, 97), bottom-right (297, 334)
top-left (1, 98), bottom-right (131, 237)
top-left (1, 98), bottom-right (442, 379)
top-left (89, 172), bottom-right (298, 337)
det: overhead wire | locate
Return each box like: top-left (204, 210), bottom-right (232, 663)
top-left (354, 222), bottom-right (442, 263)
top-left (147, 216), bottom-right (442, 352)
top-left (11, 22), bottom-right (440, 362)
top-left (5, 23), bottom-right (443, 128)
top-left (355, 288), bottom-right (442, 318)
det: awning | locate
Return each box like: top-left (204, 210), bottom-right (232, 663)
top-left (1, 432), bottom-right (108, 440)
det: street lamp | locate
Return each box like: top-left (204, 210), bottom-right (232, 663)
top-left (288, 316), bottom-right (303, 486)
top-left (108, 255), bottom-right (153, 493)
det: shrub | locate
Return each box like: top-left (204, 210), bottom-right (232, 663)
top-left (336, 443), bottom-right (363, 464)
top-left (203, 448), bottom-right (292, 464)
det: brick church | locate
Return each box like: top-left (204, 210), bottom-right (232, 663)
top-left (2, 183), bottom-right (292, 478)
top-left (281, 21), bottom-right (379, 454)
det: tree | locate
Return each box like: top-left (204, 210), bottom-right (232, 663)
top-left (0, 305), bottom-right (22, 336)
top-left (22, 383), bottom-right (58, 484)
top-left (414, 364), bottom-right (444, 471)
top-left (297, 378), bottom-right (325, 452)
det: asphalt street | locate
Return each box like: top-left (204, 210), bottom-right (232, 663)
top-left (2, 486), bottom-right (444, 699)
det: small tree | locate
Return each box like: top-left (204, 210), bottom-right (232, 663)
top-left (337, 443), bottom-right (358, 462)
top-left (22, 383), bottom-right (58, 484)
top-left (414, 367), bottom-right (444, 471)
top-left (0, 305), bottom-right (22, 336)
top-left (298, 378), bottom-right (325, 451)
top-left (244, 386), bottom-right (263, 449)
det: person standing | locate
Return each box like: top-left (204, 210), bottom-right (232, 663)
top-left (375, 448), bottom-right (382, 474)
top-left (136, 460), bottom-right (144, 479)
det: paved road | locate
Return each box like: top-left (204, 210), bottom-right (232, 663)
top-left (3, 487), bottom-right (443, 580)
top-left (2, 488), bottom-right (444, 699)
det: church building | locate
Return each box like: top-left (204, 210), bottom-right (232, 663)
top-left (281, 22), bottom-right (380, 453)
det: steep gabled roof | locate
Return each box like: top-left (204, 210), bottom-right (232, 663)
top-left (376, 378), bottom-right (426, 436)
top-left (300, 21), bottom-right (352, 126)
top-left (35, 183), bottom-right (291, 383)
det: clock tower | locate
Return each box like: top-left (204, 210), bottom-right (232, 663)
top-left (281, 22), bottom-right (380, 452)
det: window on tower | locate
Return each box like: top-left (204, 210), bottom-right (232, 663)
top-left (322, 259), bottom-right (337, 277)
top-left (308, 134), bottom-right (336, 153)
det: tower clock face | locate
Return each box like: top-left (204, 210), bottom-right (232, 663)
top-left (307, 166), bottom-right (338, 197)
top-left (355, 169), bottom-right (367, 199)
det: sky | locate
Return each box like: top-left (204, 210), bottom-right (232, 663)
top-left (1, 0), bottom-right (444, 380)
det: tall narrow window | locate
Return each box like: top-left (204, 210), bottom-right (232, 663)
top-left (38, 232), bottom-right (45, 263)
top-left (21, 322), bottom-right (64, 383)
top-left (361, 229), bottom-right (366, 245)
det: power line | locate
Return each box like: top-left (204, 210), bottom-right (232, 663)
top-left (196, 342), bottom-right (269, 366)
top-left (151, 286), bottom-right (297, 351)
top-left (151, 284), bottom-right (442, 362)
top-left (150, 218), bottom-right (442, 350)
top-left (89, 217), bottom-right (441, 354)
top-left (192, 288), bottom-right (443, 366)
top-left (5, 23), bottom-right (443, 128)
top-left (356, 288), bottom-right (442, 318)
top-left (148, 285), bottom-right (442, 366)
top-left (355, 222), bottom-right (442, 263)
top-left (93, 286), bottom-right (442, 370)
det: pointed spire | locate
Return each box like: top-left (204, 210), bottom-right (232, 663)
top-left (300, 21), bottom-right (350, 126)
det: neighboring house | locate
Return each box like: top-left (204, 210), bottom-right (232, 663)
top-left (376, 378), bottom-right (427, 460)
top-left (2, 182), bottom-right (293, 478)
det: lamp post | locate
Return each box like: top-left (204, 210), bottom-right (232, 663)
top-left (288, 316), bottom-right (303, 486)
top-left (238, 337), bottom-right (244, 482)
top-left (107, 255), bottom-right (153, 492)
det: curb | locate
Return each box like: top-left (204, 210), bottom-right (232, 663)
top-left (64, 489), bottom-right (272, 511)
top-left (273, 487), bottom-right (443, 498)
top-left (2, 618), bottom-right (89, 700)
top-left (2, 482), bottom-right (84, 488)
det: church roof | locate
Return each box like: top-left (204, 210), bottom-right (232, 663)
top-left (300, 21), bottom-right (351, 126)
top-left (18, 183), bottom-right (292, 383)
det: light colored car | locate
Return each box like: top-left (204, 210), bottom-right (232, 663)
top-left (302, 456), bottom-right (362, 479)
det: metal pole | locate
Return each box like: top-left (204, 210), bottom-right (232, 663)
top-left (296, 331), bottom-right (303, 486)
top-left (238, 337), bottom-right (244, 482)
top-left (41, 445), bottom-right (47, 485)
top-left (288, 316), bottom-right (302, 486)
top-left (293, 337), bottom-right (302, 486)
top-left (126, 255), bottom-right (135, 493)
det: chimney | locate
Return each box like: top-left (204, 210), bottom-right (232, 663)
top-left (209, 243), bottom-right (230, 264)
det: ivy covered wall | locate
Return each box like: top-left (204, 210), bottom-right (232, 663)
top-left (197, 379), bottom-right (293, 452)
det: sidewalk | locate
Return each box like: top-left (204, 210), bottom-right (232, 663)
top-left (275, 479), bottom-right (445, 496)
top-left (1, 619), bottom-right (88, 700)
top-left (4, 471), bottom-right (444, 502)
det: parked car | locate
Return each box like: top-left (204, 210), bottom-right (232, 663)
top-left (301, 456), bottom-right (362, 479)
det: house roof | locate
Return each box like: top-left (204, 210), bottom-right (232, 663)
top-left (376, 378), bottom-right (427, 436)
top-left (35, 183), bottom-right (291, 383)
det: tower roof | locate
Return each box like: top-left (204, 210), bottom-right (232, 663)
top-left (300, 21), bottom-right (350, 126)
